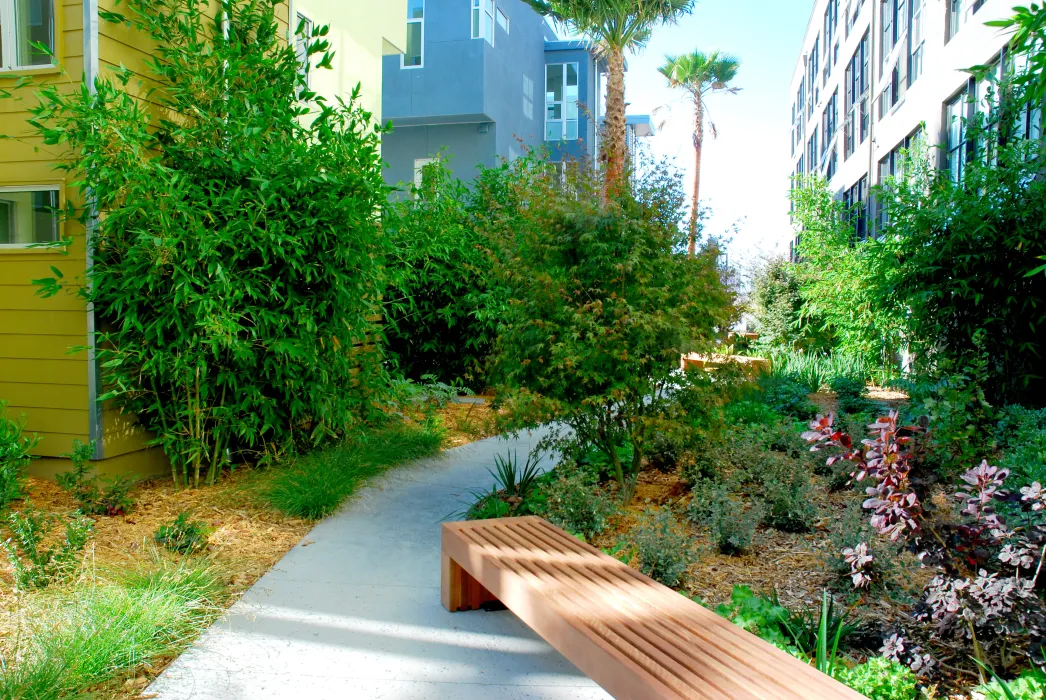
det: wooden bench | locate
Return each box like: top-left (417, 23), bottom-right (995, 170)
top-left (442, 516), bottom-right (863, 700)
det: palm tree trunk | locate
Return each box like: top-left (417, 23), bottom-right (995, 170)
top-left (689, 95), bottom-right (704, 256)
top-left (604, 46), bottom-right (627, 196)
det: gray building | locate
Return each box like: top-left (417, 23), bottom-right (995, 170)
top-left (381, 0), bottom-right (649, 189)
top-left (788, 0), bottom-right (1036, 254)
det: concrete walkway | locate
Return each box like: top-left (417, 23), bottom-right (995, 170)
top-left (148, 431), bottom-right (612, 700)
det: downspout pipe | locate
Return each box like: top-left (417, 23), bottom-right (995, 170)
top-left (84, 0), bottom-right (103, 460)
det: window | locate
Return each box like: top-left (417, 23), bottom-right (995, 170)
top-left (844, 33), bottom-right (870, 159)
top-left (844, 176), bottom-right (869, 240)
top-left (496, 7), bottom-right (509, 33)
top-left (0, 187), bottom-right (59, 245)
top-left (945, 86), bottom-right (971, 182)
top-left (821, 90), bottom-right (838, 163)
top-left (948, 0), bottom-right (985, 41)
top-left (807, 130), bottom-right (819, 172)
top-left (403, 0), bottom-right (424, 68)
top-left (472, 0), bottom-right (495, 44)
top-left (413, 158), bottom-right (435, 190)
top-left (0, 0), bottom-right (55, 70)
top-left (908, 0), bottom-right (924, 85)
top-left (295, 13), bottom-right (312, 85)
top-left (845, 0), bottom-right (864, 37)
top-left (807, 37), bottom-right (820, 112)
top-left (545, 63), bottom-right (579, 141)
top-left (878, 65), bottom-right (901, 119)
top-left (823, 0), bottom-right (839, 83)
top-left (876, 128), bottom-right (922, 228)
top-left (826, 144), bottom-right (839, 180)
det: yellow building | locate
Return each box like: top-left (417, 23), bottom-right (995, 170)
top-left (0, 0), bottom-right (405, 476)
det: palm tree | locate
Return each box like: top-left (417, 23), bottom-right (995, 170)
top-left (525, 0), bottom-right (695, 194)
top-left (658, 51), bottom-right (740, 255)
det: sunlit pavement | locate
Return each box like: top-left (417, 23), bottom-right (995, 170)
top-left (147, 430), bottom-right (610, 699)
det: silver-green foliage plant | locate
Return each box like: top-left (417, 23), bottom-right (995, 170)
top-left (688, 481), bottom-right (762, 555)
top-left (16, 0), bottom-right (390, 487)
top-left (0, 401), bottom-right (37, 510)
top-left (533, 464), bottom-right (618, 539)
top-left (627, 507), bottom-right (694, 588)
top-left (3, 501), bottom-right (93, 590)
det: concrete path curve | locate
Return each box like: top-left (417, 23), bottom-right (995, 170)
top-left (148, 431), bottom-right (612, 700)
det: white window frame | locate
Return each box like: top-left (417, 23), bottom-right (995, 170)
top-left (471, 0), bottom-right (495, 45)
top-left (403, 0), bottom-right (425, 70)
top-left (295, 12), bottom-right (312, 87)
top-left (0, 0), bottom-right (57, 71)
top-left (413, 158), bottom-right (435, 190)
top-left (496, 7), bottom-right (509, 34)
top-left (0, 184), bottom-right (61, 248)
top-left (544, 62), bottom-right (579, 142)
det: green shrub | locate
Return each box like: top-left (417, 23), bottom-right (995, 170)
top-left (57, 440), bottom-right (136, 516)
top-left (489, 157), bottom-right (734, 493)
top-left (714, 584), bottom-right (791, 647)
top-left (645, 434), bottom-right (682, 472)
top-left (763, 470), bottom-right (817, 533)
top-left (463, 451), bottom-right (546, 520)
top-left (996, 405), bottom-right (1046, 486)
top-left (533, 465), bottom-right (618, 539)
top-left (996, 405), bottom-right (1046, 451)
top-left (749, 257), bottom-right (832, 354)
top-left (23, 1), bottom-right (391, 488)
top-left (258, 421), bottom-right (444, 520)
top-left (829, 376), bottom-right (872, 415)
top-left (0, 401), bottom-right (37, 511)
top-left (155, 512), bottom-right (211, 555)
top-left (627, 507), bottom-right (693, 588)
top-left (975, 667), bottom-right (1046, 700)
top-left (689, 482), bottom-right (762, 555)
top-left (835, 657), bottom-right (918, 700)
top-left (825, 501), bottom-right (894, 589)
top-left (757, 375), bottom-right (818, 420)
top-left (0, 559), bottom-right (222, 698)
top-left (724, 400), bottom-right (780, 426)
top-left (2, 501), bottom-right (93, 590)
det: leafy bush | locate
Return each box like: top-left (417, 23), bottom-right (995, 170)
top-left (2, 501), bottom-right (93, 590)
top-left (996, 405), bottom-right (1046, 486)
top-left (975, 667), bottom-right (1046, 700)
top-left (997, 405), bottom-right (1046, 451)
top-left (0, 401), bottom-right (36, 511)
top-left (835, 657), bottom-right (918, 700)
top-left (724, 400), bottom-right (780, 426)
top-left (155, 512), bottom-right (211, 555)
top-left (909, 365), bottom-right (996, 477)
top-left (763, 469), bottom-right (817, 533)
top-left (830, 376), bottom-right (872, 415)
top-left (488, 157), bottom-right (734, 492)
top-left (627, 507), bottom-right (693, 588)
top-left (826, 502), bottom-right (894, 589)
top-left (757, 375), bottom-right (818, 420)
top-left (0, 559), bottom-right (222, 698)
top-left (57, 440), bottom-right (136, 516)
top-left (533, 465), bottom-right (618, 539)
top-left (24, 1), bottom-right (391, 487)
top-left (689, 482), bottom-right (762, 555)
top-left (749, 257), bottom-right (831, 354)
top-left (383, 158), bottom-right (505, 389)
top-left (645, 434), bottom-right (682, 472)
top-left (714, 585), bottom-right (792, 647)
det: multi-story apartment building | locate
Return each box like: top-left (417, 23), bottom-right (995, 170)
top-left (788, 0), bottom-right (1029, 252)
top-left (0, 0), bottom-right (405, 475)
top-left (381, 0), bottom-right (655, 188)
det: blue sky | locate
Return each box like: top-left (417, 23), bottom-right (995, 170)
top-left (622, 0), bottom-right (815, 270)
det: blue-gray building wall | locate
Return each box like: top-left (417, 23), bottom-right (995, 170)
top-left (381, 0), bottom-right (555, 188)
top-left (544, 44), bottom-right (601, 163)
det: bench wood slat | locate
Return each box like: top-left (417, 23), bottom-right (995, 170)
top-left (443, 516), bottom-right (863, 700)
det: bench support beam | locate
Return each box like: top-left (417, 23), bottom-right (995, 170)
top-left (442, 553), bottom-right (499, 612)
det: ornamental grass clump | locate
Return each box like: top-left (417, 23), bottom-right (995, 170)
top-left (18, 0), bottom-right (390, 487)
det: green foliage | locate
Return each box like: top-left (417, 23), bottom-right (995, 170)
top-left (645, 433), bottom-right (682, 472)
top-left (907, 364), bottom-right (996, 477)
top-left (749, 257), bottom-right (830, 353)
top-left (756, 374), bottom-right (818, 420)
top-left (2, 501), bottom-right (93, 590)
top-left (986, 2), bottom-right (1046, 107)
top-left (763, 469), bottom-right (817, 533)
top-left (835, 657), bottom-right (918, 700)
top-left (488, 159), bottom-right (734, 491)
top-left (874, 109), bottom-right (1046, 407)
top-left (976, 667), bottom-right (1046, 700)
top-left (490, 451), bottom-right (543, 503)
top-left (465, 451), bottom-right (547, 520)
top-left (533, 464), bottom-right (618, 539)
top-left (826, 501), bottom-right (894, 588)
top-left (627, 507), bottom-right (693, 588)
top-left (154, 512), bottom-right (211, 555)
top-left (56, 440), bottom-right (136, 516)
top-left (257, 421), bottom-right (445, 520)
top-left (714, 585), bottom-right (792, 647)
top-left (830, 376), bottom-right (872, 415)
top-left (791, 178), bottom-right (905, 370)
top-left (0, 401), bottom-right (36, 511)
top-left (997, 406), bottom-right (1046, 486)
top-left (383, 158), bottom-right (505, 389)
top-left (0, 559), bottom-right (222, 698)
top-left (19, 0), bottom-right (391, 488)
top-left (723, 400), bottom-right (780, 426)
top-left (689, 481), bottom-right (762, 555)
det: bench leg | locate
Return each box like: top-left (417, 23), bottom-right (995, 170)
top-left (442, 553), bottom-right (499, 612)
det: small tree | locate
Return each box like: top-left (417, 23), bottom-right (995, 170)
top-left (524, 0), bottom-right (694, 194)
top-left (16, 0), bottom-right (390, 486)
top-left (486, 160), bottom-right (734, 491)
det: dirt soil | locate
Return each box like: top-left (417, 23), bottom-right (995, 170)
top-left (0, 402), bottom-right (497, 698)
